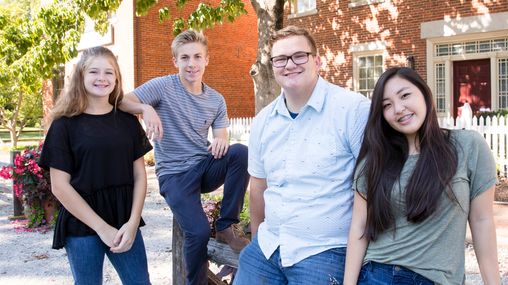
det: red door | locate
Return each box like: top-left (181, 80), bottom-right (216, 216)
top-left (453, 59), bottom-right (491, 117)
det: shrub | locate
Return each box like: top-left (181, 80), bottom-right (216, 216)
top-left (0, 143), bottom-right (59, 227)
top-left (144, 150), bottom-right (155, 166)
top-left (202, 192), bottom-right (250, 238)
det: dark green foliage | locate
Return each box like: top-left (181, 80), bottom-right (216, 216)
top-left (135, 0), bottom-right (247, 36)
top-left (478, 109), bottom-right (508, 119)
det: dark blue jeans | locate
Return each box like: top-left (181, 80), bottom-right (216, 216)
top-left (159, 144), bottom-right (249, 285)
top-left (65, 229), bottom-right (150, 285)
top-left (234, 235), bottom-right (346, 285)
top-left (358, 261), bottom-right (434, 285)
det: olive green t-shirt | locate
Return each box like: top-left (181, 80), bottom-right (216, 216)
top-left (354, 130), bottom-right (497, 285)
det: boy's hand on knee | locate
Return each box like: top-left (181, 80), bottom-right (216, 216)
top-left (208, 137), bottom-right (229, 159)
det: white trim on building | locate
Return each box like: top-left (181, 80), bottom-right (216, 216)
top-left (422, 12), bottom-right (508, 117)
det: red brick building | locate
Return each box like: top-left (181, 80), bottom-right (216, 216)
top-left (132, 0), bottom-right (257, 117)
top-left (286, 0), bottom-right (508, 117)
top-left (51, 0), bottom-right (257, 119)
top-left (47, 1), bottom-right (508, 121)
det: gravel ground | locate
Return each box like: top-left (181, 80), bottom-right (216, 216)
top-left (0, 167), bottom-right (507, 284)
top-left (0, 167), bottom-right (173, 284)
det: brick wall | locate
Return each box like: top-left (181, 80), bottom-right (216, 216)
top-left (134, 0), bottom-right (258, 117)
top-left (286, 0), bottom-right (508, 87)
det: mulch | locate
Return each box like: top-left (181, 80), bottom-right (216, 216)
top-left (495, 176), bottom-right (508, 202)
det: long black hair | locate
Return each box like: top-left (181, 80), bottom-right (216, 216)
top-left (355, 67), bottom-right (458, 241)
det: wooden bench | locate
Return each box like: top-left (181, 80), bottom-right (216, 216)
top-left (172, 217), bottom-right (240, 285)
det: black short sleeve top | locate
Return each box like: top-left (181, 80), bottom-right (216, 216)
top-left (39, 110), bottom-right (152, 249)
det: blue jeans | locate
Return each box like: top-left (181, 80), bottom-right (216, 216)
top-left (65, 229), bottom-right (150, 285)
top-left (234, 235), bottom-right (346, 285)
top-left (358, 261), bottom-right (434, 285)
top-left (159, 143), bottom-right (249, 285)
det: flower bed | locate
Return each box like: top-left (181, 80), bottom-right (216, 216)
top-left (202, 192), bottom-right (250, 238)
top-left (0, 143), bottom-right (59, 227)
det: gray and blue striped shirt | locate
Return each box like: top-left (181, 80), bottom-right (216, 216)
top-left (134, 74), bottom-right (229, 176)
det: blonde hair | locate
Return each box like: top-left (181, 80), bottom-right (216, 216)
top-left (50, 46), bottom-right (123, 122)
top-left (270, 26), bottom-right (318, 55)
top-left (171, 29), bottom-right (208, 57)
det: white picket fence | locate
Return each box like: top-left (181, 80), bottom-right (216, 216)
top-left (227, 115), bottom-right (508, 176)
top-left (439, 115), bottom-right (508, 177)
top-left (228, 117), bottom-right (254, 144)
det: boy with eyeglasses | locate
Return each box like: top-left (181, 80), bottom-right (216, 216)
top-left (234, 26), bottom-right (371, 284)
top-left (119, 30), bottom-right (250, 285)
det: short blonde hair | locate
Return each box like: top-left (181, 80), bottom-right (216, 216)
top-left (171, 30), bottom-right (208, 57)
top-left (270, 26), bottom-right (317, 55)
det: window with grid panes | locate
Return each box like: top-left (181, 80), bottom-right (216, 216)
top-left (499, 59), bottom-right (508, 110)
top-left (435, 63), bottom-right (446, 113)
top-left (435, 38), bottom-right (508, 56)
top-left (291, 0), bottom-right (316, 14)
top-left (357, 55), bottom-right (383, 98)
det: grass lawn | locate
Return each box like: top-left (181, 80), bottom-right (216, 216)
top-left (0, 128), bottom-right (44, 150)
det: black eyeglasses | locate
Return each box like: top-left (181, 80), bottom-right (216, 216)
top-left (270, 51), bottom-right (315, 68)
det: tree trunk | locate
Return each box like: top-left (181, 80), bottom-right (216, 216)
top-left (10, 150), bottom-right (24, 217)
top-left (8, 92), bottom-right (23, 148)
top-left (9, 129), bottom-right (18, 149)
top-left (172, 218), bottom-right (186, 285)
top-left (249, 0), bottom-right (284, 113)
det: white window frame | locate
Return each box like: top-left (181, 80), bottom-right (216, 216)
top-left (350, 41), bottom-right (387, 99)
top-left (349, 0), bottom-right (385, 8)
top-left (422, 12), bottom-right (508, 117)
top-left (354, 54), bottom-right (384, 98)
top-left (425, 31), bottom-right (508, 117)
top-left (434, 63), bottom-right (447, 113)
top-left (289, 0), bottom-right (317, 18)
top-left (499, 58), bottom-right (508, 110)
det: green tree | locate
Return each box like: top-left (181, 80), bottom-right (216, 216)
top-left (0, 0), bottom-right (118, 147)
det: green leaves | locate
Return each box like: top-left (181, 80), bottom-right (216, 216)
top-left (76, 0), bottom-right (121, 33)
top-left (186, 0), bottom-right (247, 32)
top-left (135, 0), bottom-right (158, 17)
top-left (175, 0), bottom-right (188, 9)
top-left (158, 7), bottom-right (170, 22)
top-left (0, 0), bottom-right (122, 146)
top-left (133, 0), bottom-right (247, 35)
top-left (0, 0), bottom-right (122, 91)
top-left (173, 18), bottom-right (185, 36)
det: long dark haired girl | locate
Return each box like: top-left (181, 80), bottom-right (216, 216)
top-left (344, 67), bottom-right (500, 285)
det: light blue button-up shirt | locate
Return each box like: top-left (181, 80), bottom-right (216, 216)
top-left (248, 77), bottom-right (370, 266)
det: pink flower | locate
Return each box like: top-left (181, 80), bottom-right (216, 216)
top-left (3, 144), bottom-right (52, 204)
top-left (0, 166), bottom-right (13, 179)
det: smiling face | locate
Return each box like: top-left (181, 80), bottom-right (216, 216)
top-left (382, 76), bottom-right (427, 146)
top-left (83, 56), bottom-right (117, 99)
top-left (271, 35), bottom-right (321, 94)
top-left (173, 42), bottom-right (209, 92)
